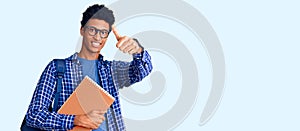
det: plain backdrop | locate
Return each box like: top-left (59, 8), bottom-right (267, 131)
top-left (0, 0), bottom-right (299, 130)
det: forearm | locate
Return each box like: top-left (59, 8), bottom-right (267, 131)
top-left (26, 88), bottom-right (75, 130)
top-left (111, 50), bottom-right (153, 88)
top-left (26, 106), bottom-right (75, 130)
top-left (130, 50), bottom-right (153, 84)
top-left (25, 60), bottom-right (75, 130)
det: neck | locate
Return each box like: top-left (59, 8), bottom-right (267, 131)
top-left (78, 51), bottom-right (100, 60)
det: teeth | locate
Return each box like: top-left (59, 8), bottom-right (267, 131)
top-left (92, 42), bottom-right (100, 47)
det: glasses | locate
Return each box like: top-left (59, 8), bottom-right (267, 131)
top-left (84, 26), bottom-right (110, 38)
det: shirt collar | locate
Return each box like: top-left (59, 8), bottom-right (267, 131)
top-left (67, 52), bottom-right (104, 63)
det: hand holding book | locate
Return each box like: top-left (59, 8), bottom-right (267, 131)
top-left (58, 76), bottom-right (115, 131)
top-left (74, 110), bottom-right (106, 130)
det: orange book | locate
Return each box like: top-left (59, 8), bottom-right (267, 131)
top-left (58, 76), bottom-right (115, 131)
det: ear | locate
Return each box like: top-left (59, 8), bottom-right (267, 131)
top-left (80, 27), bottom-right (84, 36)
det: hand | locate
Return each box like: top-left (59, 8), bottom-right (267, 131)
top-left (74, 110), bottom-right (106, 129)
top-left (112, 26), bottom-right (143, 54)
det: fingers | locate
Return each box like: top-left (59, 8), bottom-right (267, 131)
top-left (92, 110), bottom-right (106, 115)
top-left (128, 46), bottom-right (140, 54)
top-left (113, 26), bottom-right (129, 48)
top-left (123, 42), bottom-right (138, 54)
top-left (112, 26), bottom-right (121, 41)
top-left (74, 110), bottom-right (108, 130)
top-left (112, 26), bottom-right (142, 54)
top-left (112, 27), bottom-right (132, 48)
top-left (118, 38), bottom-right (141, 54)
top-left (116, 36), bottom-right (130, 48)
top-left (86, 110), bottom-right (107, 129)
top-left (92, 115), bottom-right (105, 126)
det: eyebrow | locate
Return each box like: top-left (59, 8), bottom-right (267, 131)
top-left (85, 26), bottom-right (109, 31)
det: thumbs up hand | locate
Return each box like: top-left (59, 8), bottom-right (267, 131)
top-left (112, 26), bottom-right (143, 55)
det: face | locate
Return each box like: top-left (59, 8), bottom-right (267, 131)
top-left (80, 19), bottom-right (110, 55)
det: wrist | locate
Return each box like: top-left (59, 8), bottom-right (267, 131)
top-left (73, 115), bottom-right (81, 126)
top-left (133, 38), bottom-right (144, 54)
top-left (74, 114), bottom-right (87, 127)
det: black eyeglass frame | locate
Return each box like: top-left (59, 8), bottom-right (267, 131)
top-left (84, 26), bottom-right (110, 38)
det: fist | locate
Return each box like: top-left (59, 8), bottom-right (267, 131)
top-left (112, 26), bottom-right (143, 54)
top-left (74, 110), bottom-right (106, 129)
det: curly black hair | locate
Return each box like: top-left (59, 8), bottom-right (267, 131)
top-left (81, 4), bottom-right (115, 31)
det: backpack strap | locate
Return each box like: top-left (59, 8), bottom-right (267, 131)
top-left (20, 59), bottom-right (66, 130)
top-left (53, 59), bottom-right (66, 112)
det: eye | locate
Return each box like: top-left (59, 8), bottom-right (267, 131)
top-left (100, 30), bottom-right (109, 37)
top-left (101, 30), bottom-right (108, 35)
top-left (88, 27), bottom-right (96, 34)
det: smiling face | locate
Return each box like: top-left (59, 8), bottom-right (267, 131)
top-left (79, 19), bottom-right (110, 59)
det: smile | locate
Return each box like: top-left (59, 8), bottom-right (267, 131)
top-left (92, 42), bottom-right (101, 47)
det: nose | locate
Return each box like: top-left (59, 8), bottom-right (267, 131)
top-left (93, 32), bottom-right (102, 41)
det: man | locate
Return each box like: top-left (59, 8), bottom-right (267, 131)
top-left (25, 4), bottom-right (152, 131)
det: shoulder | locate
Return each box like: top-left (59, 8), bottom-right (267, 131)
top-left (46, 54), bottom-right (73, 72)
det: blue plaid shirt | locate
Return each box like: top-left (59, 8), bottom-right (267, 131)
top-left (25, 51), bottom-right (153, 131)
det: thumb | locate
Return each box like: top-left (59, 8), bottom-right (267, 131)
top-left (112, 26), bottom-right (121, 41)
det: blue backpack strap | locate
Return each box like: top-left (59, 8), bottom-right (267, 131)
top-left (20, 59), bottom-right (66, 130)
top-left (53, 59), bottom-right (66, 112)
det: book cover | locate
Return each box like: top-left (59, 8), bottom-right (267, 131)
top-left (58, 76), bottom-right (115, 131)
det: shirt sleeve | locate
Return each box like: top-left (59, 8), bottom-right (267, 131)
top-left (111, 50), bottom-right (153, 89)
top-left (25, 60), bottom-right (75, 130)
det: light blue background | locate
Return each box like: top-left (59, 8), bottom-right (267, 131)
top-left (0, 0), bottom-right (299, 130)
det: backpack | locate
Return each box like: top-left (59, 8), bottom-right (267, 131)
top-left (20, 59), bottom-right (65, 131)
